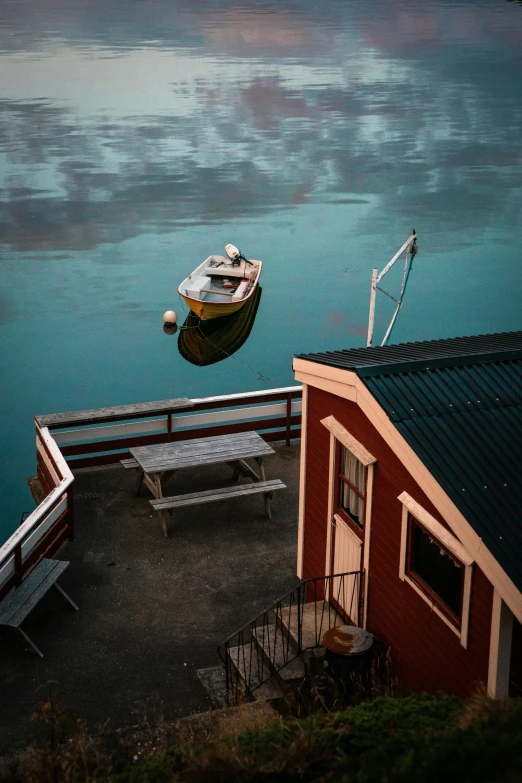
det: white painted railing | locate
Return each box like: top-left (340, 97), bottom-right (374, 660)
top-left (51, 385), bottom-right (302, 468)
top-left (52, 398), bottom-right (302, 447)
top-left (0, 426), bottom-right (74, 599)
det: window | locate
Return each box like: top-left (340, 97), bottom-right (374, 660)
top-left (338, 445), bottom-right (366, 528)
top-left (398, 491), bottom-right (474, 647)
top-left (408, 517), bottom-right (464, 620)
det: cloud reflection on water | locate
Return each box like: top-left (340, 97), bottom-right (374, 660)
top-left (0, 0), bottom-right (521, 256)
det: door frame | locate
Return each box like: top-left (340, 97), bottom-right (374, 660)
top-left (323, 426), bottom-right (376, 628)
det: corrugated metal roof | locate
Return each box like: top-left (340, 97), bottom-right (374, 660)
top-left (298, 332), bottom-right (522, 593)
top-left (297, 331), bottom-right (522, 376)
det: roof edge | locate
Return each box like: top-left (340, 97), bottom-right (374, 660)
top-left (356, 347), bottom-right (522, 377)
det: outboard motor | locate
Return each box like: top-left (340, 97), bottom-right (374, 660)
top-left (225, 243), bottom-right (253, 267)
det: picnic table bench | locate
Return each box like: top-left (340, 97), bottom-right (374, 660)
top-left (0, 558), bottom-right (78, 657)
top-left (150, 478), bottom-right (286, 520)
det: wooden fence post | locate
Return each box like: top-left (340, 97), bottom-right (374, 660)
top-left (286, 393), bottom-right (292, 447)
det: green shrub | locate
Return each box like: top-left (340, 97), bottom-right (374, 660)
top-left (118, 694), bottom-right (522, 783)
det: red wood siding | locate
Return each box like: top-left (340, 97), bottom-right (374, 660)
top-left (303, 385), bottom-right (493, 697)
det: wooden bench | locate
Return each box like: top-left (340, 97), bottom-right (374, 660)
top-left (0, 559), bottom-right (78, 657)
top-left (121, 458), bottom-right (139, 469)
top-left (149, 479), bottom-right (286, 536)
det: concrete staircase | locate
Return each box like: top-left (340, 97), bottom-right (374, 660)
top-left (226, 602), bottom-right (334, 704)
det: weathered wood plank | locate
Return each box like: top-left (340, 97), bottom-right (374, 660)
top-left (130, 431), bottom-right (275, 473)
top-left (0, 559), bottom-right (58, 622)
top-left (0, 560), bottom-right (69, 626)
top-left (133, 451), bottom-right (272, 473)
top-left (35, 398), bottom-right (194, 428)
top-left (150, 479), bottom-right (286, 510)
top-left (230, 459), bottom-right (260, 483)
top-left (120, 458), bottom-right (139, 469)
top-left (53, 401), bottom-right (302, 448)
top-left (200, 288), bottom-right (235, 296)
top-left (134, 431), bottom-right (263, 453)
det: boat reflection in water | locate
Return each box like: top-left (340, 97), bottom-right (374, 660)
top-left (178, 286), bottom-right (262, 366)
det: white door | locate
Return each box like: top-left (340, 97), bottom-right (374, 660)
top-left (331, 516), bottom-right (362, 625)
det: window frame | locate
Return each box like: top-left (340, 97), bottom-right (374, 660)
top-left (407, 515), bottom-right (465, 625)
top-left (336, 443), bottom-right (367, 533)
top-left (398, 491), bottom-right (474, 648)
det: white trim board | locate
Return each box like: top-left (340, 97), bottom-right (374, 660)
top-left (293, 358), bottom-right (522, 624)
top-left (398, 496), bottom-right (472, 648)
top-left (398, 492), bottom-right (473, 567)
top-left (488, 590), bottom-right (513, 698)
top-left (324, 432), bottom-right (337, 581)
top-left (296, 384), bottom-right (308, 579)
top-left (320, 416), bottom-right (376, 466)
top-left (362, 463), bottom-right (375, 629)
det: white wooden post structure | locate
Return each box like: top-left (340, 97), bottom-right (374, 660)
top-left (366, 230), bottom-right (417, 348)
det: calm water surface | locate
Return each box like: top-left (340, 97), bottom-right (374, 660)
top-left (1, 0), bottom-right (521, 539)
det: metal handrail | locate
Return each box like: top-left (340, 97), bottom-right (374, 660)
top-left (218, 570), bottom-right (363, 705)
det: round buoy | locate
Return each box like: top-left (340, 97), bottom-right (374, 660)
top-left (163, 310), bottom-right (178, 325)
top-left (163, 324), bottom-right (178, 335)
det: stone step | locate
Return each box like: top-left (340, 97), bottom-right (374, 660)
top-left (252, 625), bottom-right (306, 682)
top-left (228, 645), bottom-right (283, 701)
top-left (278, 600), bottom-right (346, 651)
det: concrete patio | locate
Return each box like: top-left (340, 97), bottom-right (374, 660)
top-left (0, 441), bottom-right (300, 754)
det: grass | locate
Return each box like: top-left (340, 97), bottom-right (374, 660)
top-left (118, 691), bottom-right (522, 783)
top-left (2, 689), bottom-right (521, 782)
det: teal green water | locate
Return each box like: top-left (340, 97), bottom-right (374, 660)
top-left (1, 0), bottom-right (521, 541)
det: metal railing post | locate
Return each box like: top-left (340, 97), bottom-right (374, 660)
top-left (225, 642), bottom-right (230, 705)
top-left (217, 570), bottom-right (363, 704)
top-left (367, 268), bottom-right (377, 347)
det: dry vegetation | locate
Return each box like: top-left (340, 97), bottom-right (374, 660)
top-left (1, 683), bottom-right (521, 783)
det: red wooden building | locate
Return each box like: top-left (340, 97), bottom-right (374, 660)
top-left (293, 331), bottom-right (522, 698)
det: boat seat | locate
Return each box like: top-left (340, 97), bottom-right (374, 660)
top-left (186, 275), bottom-right (211, 298)
top-left (209, 267), bottom-right (251, 279)
top-left (232, 280), bottom-right (250, 302)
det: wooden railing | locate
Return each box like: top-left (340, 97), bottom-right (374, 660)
top-left (0, 425), bottom-right (74, 601)
top-left (38, 386), bottom-right (302, 469)
top-left (0, 386), bottom-right (302, 601)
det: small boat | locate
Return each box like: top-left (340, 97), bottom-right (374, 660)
top-left (178, 245), bottom-right (262, 320)
top-left (178, 285), bottom-right (262, 366)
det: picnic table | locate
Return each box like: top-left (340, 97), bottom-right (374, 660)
top-left (122, 432), bottom-right (286, 536)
